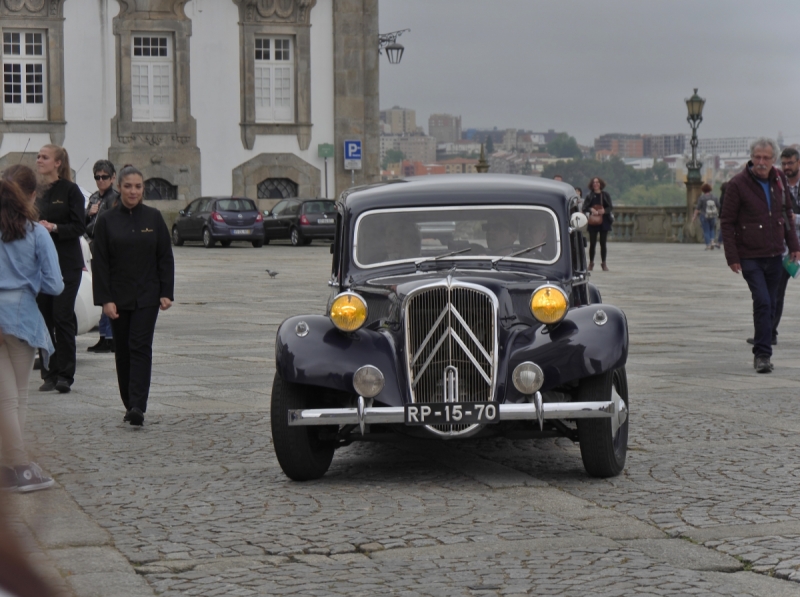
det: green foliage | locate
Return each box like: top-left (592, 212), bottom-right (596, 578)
top-left (546, 133), bottom-right (582, 159)
top-left (616, 184), bottom-right (685, 207)
top-left (541, 156), bottom-right (677, 199)
top-left (381, 149), bottom-right (405, 170)
top-left (485, 135), bottom-right (495, 154)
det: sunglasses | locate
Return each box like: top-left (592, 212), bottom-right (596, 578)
top-left (94, 175), bottom-right (112, 181)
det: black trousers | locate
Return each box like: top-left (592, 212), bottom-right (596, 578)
top-left (588, 230), bottom-right (608, 263)
top-left (110, 305), bottom-right (160, 413)
top-left (773, 265), bottom-right (791, 340)
top-left (37, 268), bottom-right (82, 384)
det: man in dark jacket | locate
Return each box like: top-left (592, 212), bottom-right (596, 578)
top-left (85, 160), bottom-right (120, 353)
top-left (721, 138), bottom-right (800, 373)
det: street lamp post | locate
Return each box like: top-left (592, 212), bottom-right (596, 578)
top-left (685, 88), bottom-right (706, 236)
top-left (378, 29), bottom-right (410, 65)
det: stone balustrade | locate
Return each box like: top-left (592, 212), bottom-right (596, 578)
top-left (608, 206), bottom-right (703, 243)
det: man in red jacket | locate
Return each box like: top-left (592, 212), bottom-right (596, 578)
top-left (721, 138), bottom-right (800, 373)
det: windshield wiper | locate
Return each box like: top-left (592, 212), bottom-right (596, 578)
top-left (491, 242), bottom-right (546, 267)
top-left (414, 247), bottom-right (472, 270)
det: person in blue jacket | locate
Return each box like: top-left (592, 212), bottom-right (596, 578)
top-left (0, 172), bottom-right (64, 492)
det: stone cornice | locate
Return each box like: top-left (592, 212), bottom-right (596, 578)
top-left (116, 0), bottom-right (189, 20)
top-left (0, 0), bottom-right (64, 17)
top-left (232, 0), bottom-right (316, 25)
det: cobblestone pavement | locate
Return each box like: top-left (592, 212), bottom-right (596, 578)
top-left (8, 241), bottom-right (800, 596)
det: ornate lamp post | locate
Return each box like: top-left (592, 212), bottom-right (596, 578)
top-left (685, 88), bottom-right (706, 226)
top-left (378, 29), bottom-right (410, 64)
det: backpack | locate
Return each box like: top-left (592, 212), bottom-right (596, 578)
top-left (704, 198), bottom-right (718, 219)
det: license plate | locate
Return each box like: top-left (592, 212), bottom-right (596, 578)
top-left (404, 402), bottom-right (499, 425)
top-left (232, 229), bottom-right (252, 235)
top-left (317, 218), bottom-right (334, 224)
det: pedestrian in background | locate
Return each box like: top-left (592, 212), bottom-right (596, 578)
top-left (720, 138), bottom-right (800, 373)
top-left (582, 176), bottom-right (613, 271)
top-left (0, 176), bottom-right (63, 492)
top-left (85, 160), bottom-right (119, 354)
top-left (692, 183), bottom-right (720, 250)
top-left (717, 182), bottom-right (728, 247)
top-left (35, 144), bottom-right (85, 394)
top-left (91, 165), bottom-right (174, 426)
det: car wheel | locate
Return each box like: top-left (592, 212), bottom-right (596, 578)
top-left (202, 228), bottom-right (215, 248)
top-left (290, 227), bottom-right (304, 246)
top-left (171, 227), bottom-right (184, 246)
top-left (220, 240), bottom-right (232, 247)
top-left (252, 239), bottom-right (264, 248)
top-left (270, 372), bottom-right (336, 481)
top-left (576, 367), bottom-right (629, 478)
top-left (302, 237), bottom-right (312, 246)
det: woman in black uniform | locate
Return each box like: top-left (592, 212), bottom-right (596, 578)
top-left (35, 144), bottom-right (85, 393)
top-left (91, 165), bottom-right (174, 426)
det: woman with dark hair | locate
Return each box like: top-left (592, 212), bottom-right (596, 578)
top-left (692, 182), bottom-right (720, 250)
top-left (0, 177), bottom-right (64, 492)
top-left (92, 165), bottom-right (174, 426)
top-left (2, 165), bottom-right (37, 204)
top-left (35, 144), bottom-right (85, 393)
top-left (582, 176), bottom-right (614, 271)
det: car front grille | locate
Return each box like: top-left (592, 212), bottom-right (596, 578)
top-left (405, 282), bottom-right (496, 436)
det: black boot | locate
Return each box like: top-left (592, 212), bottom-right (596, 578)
top-left (87, 337), bottom-right (107, 352)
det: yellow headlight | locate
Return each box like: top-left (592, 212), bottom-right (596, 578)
top-left (330, 292), bottom-right (368, 332)
top-left (530, 286), bottom-right (568, 325)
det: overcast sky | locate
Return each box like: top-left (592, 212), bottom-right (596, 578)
top-left (379, 0), bottom-right (800, 146)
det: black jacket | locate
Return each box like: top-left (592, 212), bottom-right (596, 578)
top-left (36, 179), bottom-right (86, 271)
top-left (581, 191), bottom-right (613, 232)
top-left (91, 202), bottom-right (175, 310)
top-left (85, 187), bottom-right (120, 238)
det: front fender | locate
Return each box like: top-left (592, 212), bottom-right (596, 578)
top-left (275, 315), bottom-right (406, 406)
top-left (505, 304), bottom-right (628, 398)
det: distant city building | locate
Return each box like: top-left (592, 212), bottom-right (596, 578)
top-left (594, 134), bottom-right (644, 159)
top-left (437, 157), bottom-right (479, 174)
top-left (380, 106), bottom-right (417, 135)
top-left (428, 113), bottom-right (462, 144)
top-left (643, 134), bottom-right (686, 158)
top-left (381, 134), bottom-right (437, 164)
top-left (502, 128), bottom-right (518, 151)
top-left (437, 140), bottom-right (482, 156)
top-left (697, 137), bottom-right (756, 156)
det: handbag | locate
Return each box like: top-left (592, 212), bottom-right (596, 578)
top-left (588, 205), bottom-right (605, 226)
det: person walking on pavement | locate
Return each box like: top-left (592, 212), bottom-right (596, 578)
top-left (692, 183), bottom-right (721, 250)
top-left (35, 145), bottom-right (85, 394)
top-left (85, 160), bottom-right (120, 354)
top-left (720, 138), bottom-right (800, 373)
top-left (0, 176), bottom-right (63, 492)
top-left (91, 165), bottom-right (174, 426)
top-left (582, 177), bottom-right (613, 271)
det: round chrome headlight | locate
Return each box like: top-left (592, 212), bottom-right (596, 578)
top-left (512, 362), bottom-right (544, 395)
top-left (530, 285), bottom-right (568, 325)
top-left (353, 365), bottom-right (384, 398)
top-left (329, 292), bottom-right (368, 332)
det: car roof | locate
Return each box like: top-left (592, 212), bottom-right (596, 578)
top-left (340, 174), bottom-right (574, 214)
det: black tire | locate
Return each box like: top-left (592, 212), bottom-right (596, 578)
top-left (576, 367), bottom-right (629, 478)
top-left (202, 228), bottom-right (215, 248)
top-left (171, 227), bottom-right (184, 246)
top-left (252, 239), bottom-right (264, 248)
top-left (303, 237), bottom-right (312, 246)
top-left (270, 373), bottom-right (336, 481)
top-left (290, 227), bottom-right (304, 246)
top-left (263, 238), bottom-right (270, 245)
top-left (220, 240), bottom-right (232, 247)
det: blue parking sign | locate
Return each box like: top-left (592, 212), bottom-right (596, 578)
top-left (344, 139), bottom-right (362, 170)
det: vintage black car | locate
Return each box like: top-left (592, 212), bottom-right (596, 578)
top-left (271, 175), bottom-right (629, 481)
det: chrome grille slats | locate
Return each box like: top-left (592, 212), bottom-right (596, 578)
top-left (404, 281), bottom-right (497, 437)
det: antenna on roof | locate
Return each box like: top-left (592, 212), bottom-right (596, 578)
top-left (17, 138), bottom-right (30, 164)
top-left (75, 157), bottom-right (89, 175)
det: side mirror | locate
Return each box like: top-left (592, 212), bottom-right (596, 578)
top-left (178, 210), bottom-right (185, 216)
top-left (570, 212), bottom-right (588, 232)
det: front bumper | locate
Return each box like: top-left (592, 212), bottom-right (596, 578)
top-left (288, 391), bottom-right (627, 436)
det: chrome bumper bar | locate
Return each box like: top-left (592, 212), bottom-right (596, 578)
top-left (288, 391), bottom-right (627, 435)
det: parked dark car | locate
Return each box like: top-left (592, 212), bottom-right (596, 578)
top-left (270, 174), bottom-right (630, 481)
top-left (263, 198), bottom-right (336, 246)
top-left (172, 196), bottom-right (265, 248)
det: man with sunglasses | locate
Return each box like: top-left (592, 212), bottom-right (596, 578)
top-left (85, 160), bottom-right (119, 353)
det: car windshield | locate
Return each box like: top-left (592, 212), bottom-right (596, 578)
top-left (217, 198), bottom-right (256, 212)
top-left (304, 201), bottom-right (336, 214)
top-left (354, 206), bottom-right (560, 268)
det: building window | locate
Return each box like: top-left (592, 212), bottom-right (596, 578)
top-left (2, 30), bottom-right (46, 121)
top-left (131, 35), bottom-right (173, 122)
top-left (258, 177), bottom-right (298, 199)
top-left (254, 37), bottom-right (293, 123)
top-left (144, 178), bottom-right (177, 200)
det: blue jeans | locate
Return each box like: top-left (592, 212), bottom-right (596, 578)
top-left (741, 256), bottom-right (783, 358)
top-left (701, 217), bottom-right (716, 247)
top-left (98, 313), bottom-right (113, 338)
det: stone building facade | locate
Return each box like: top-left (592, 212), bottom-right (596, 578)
top-left (0, 0), bottom-right (379, 209)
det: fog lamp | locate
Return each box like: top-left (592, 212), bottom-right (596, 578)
top-left (353, 365), bottom-right (384, 398)
top-left (530, 285), bottom-right (568, 325)
top-left (330, 292), bottom-right (368, 332)
top-left (512, 362), bottom-right (544, 395)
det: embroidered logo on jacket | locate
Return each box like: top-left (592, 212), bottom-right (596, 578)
top-left (141, 228), bottom-right (154, 233)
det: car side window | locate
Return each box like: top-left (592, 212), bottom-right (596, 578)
top-left (286, 201), bottom-right (301, 216)
top-left (272, 200), bottom-right (288, 216)
top-left (197, 199), bottom-right (212, 213)
top-left (185, 199), bottom-right (200, 215)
